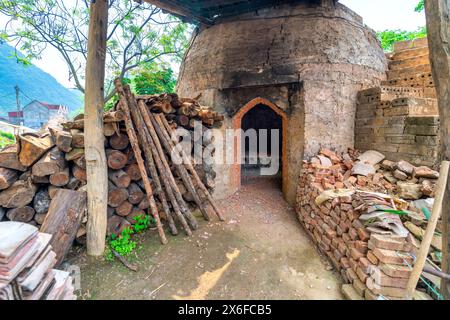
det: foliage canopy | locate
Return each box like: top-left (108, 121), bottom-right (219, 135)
top-left (0, 0), bottom-right (191, 102)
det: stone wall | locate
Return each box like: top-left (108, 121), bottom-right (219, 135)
top-left (177, 0), bottom-right (387, 203)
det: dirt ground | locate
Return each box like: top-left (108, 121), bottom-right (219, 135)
top-left (69, 177), bottom-right (343, 300)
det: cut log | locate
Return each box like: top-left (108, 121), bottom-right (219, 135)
top-left (106, 149), bottom-right (128, 170)
top-left (108, 169), bottom-right (131, 188)
top-left (103, 110), bottom-right (125, 123)
top-left (6, 206), bottom-right (35, 222)
top-left (31, 174), bottom-right (50, 184)
top-left (107, 206), bottom-right (115, 218)
top-left (40, 189), bottom-right (87, 266)
top-left (0, 145), bottom-right (27, 171)
top-left (65, 148), bottom-right (85, 161)
top-left (18, 134), bottom-right (54, 167)
top-left (107, 215), bottom-right (131, 236)
top-left (138, 197), bottom-right (149, 210)
top-left (49, 167), bottom-right (70, 186)
top-left (128, 182), bottom-right (144, 204)
top-left (103, 122), bottom-right (117, 137)
top-left (0, 167), bottom-right (18, 190)
top-left (116, 200), bottom-right (133, 217)
top-left (70, 129), bottom-right (85, 148)
top-left (109, 133), bottom-right (129, 150)
top-left (124, 163), bottom-right (141, 181)
top-left (108, 182), bottom-right (129, 208)
top-left (32, 147), bottom-right (66, 177)
top-left (48, 186), bottom-right (62, 199)
top-left (0, 179), bottom-right (37, 208)
top-left (66, 176), bottom-right (81, 190)
top-left (72, 165), bottom-right (87, 183)
top-left (33, 188), bottom-right (51, 215)
top-left (34, 213), bottom-right (47, 225)
top-left (54, 130), bottom-right (73, 153)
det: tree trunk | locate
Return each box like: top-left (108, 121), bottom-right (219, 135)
top-left (40, 189), bottom-right (87, 266)
top-left (84, 0), bottom-right (109, 256)
top-left (425, 0), bottom-right (450, 299)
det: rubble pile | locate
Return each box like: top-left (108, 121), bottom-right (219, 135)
top-left (296, 148), bottom-right (441, 300)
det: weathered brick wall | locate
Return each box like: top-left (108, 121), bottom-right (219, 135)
top-left (355, 87), bottom-right (439, 167)
top-left (177, 0), bottom-right (387, 202)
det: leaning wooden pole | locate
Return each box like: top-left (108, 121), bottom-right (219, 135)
top-left (158, 114), bottom-right (225, 221)
top-left (85, 0), bottom-right (109, 256)
top-left (115, 80), bottom-right (168, 245)
top-left (404, 161), bottom-right (450, 299)
top-left (425, 0), bottom-right (450, 299)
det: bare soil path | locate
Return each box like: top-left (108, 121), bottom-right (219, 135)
top-left (70, 177), bottom-right (343, 300)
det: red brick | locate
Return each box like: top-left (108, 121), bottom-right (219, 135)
top-left (342, 233), bottom-right (351, 243)
top-left (367, 250), bottom-right (379, 265)
top-left (359, 257), bottom-right (371, 273)
top-left (355, 240), bottom-right (368, 254)
top-left (357, 227), bottom-right (370, 241)
top-left (368, 234), bottom-right (413, 252)
top-left (373, 248), bottom-right (414, 265)
top-left (350, 247), bottom-right (364, 261)
top-left (341, 257), bottom-right (351, 269)
top-left (349, 227), bottom-right (359, 240)
top-left (370, 269), bottom-right (409, 288)
top-left (339, 221), bottom-right (349, 233)
top-left (356, 267), bottom-right (368, 283)
top-left (351, 219), bottom-right (364, 229)
top-left (380, 263), bottom-right (412, 279)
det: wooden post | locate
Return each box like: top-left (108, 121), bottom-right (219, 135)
top-left (425, 0), bottom-right (450, 299)
top-left (85, 0), bottom-right (109, 256)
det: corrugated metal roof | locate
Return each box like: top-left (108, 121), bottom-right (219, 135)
top-left (145, 0), bottom-right (337, 25)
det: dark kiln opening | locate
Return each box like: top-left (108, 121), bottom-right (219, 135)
top-left (240, 104), bottom-right (283, 186)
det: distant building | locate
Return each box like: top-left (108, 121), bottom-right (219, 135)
top-left (7, 100), bottom-right (68, 129)
top-left (7, 111), bottom-right (23, 126)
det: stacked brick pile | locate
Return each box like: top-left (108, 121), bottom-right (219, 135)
top-left (355, 37), bottom-right (439, 168)
top-left (296, 148), bottom-right (438, 300)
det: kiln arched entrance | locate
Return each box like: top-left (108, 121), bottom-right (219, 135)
top-left (232, 98), bottom-right (287, 194)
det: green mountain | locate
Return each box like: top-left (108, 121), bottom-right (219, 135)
top-left (0, 43), bottom-right (83, 117)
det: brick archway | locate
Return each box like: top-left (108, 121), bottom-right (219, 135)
top-left (232, 97), bottom-right (288, 194)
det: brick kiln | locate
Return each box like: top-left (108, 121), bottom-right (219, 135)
top-left (177, 0), bottom-right (387, 203)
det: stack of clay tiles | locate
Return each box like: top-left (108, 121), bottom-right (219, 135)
top-left (296, 148), bottom-right (434, 300)
top-left (0, 221), bottom-right (75, 300)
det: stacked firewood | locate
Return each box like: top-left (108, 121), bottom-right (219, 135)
top-left (0, 86), bottom-right (224, 246)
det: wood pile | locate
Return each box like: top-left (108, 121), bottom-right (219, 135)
top-left (296, 148), bottom-right (440, 300)
top-left (0, 221), bottom-right (75, 300)
top-left (0, 84), bottom-right (224, 253)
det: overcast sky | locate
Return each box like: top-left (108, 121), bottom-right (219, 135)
top-left (0, 0), bottom-right (426, 89)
